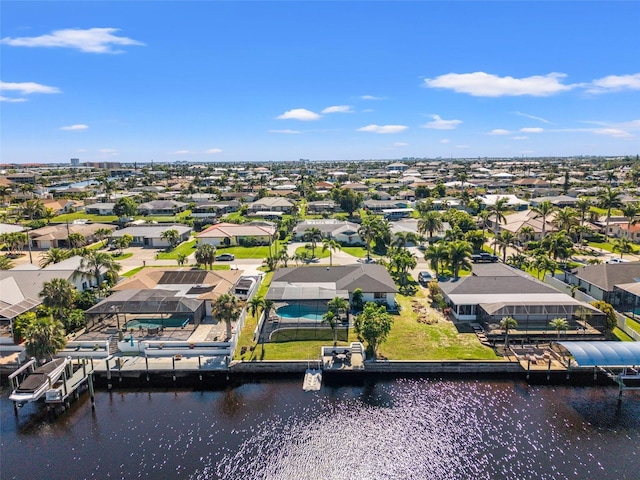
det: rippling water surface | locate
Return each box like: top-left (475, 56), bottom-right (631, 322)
top-left (2, 378), bottom-right (639, 479)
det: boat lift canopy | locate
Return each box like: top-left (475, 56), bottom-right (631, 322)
top-left (558, 341), bottom-right (640, 367)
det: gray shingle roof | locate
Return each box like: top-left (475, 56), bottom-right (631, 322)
top-left (571, 262), bottom-right (640, 292)
top-left (271, 265), bottom-right (397, 293)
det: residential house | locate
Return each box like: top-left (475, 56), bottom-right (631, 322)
top-left (137, 200), bottom-right (188, 216)
top-left (29, 223), bottom-right (117, 249)
top-left (191, 201), bottom-right (240, 220)
top-left (529, 195), bottom-right (578, 208)
top-left (42, 199), bottom-right (77, 215)
top-left (267, 264), bottom-right (398, 309)
top-left (307, 200), bottom-right (338, 214)
top-left (490, 209), bottom-right (559, 241)
top-left (247, 197), bottom-right (295, 214)
top-left (197, 221), bottom-right (276, 247)
top-left (85, 202), bottom-right (116, 215)
top-left (478, 194), bottom-right (529, 211)
top-left (563, 262), bottom-right (640, 303)
top-left (293, 219), bottom-right (363, 245)
top-left (110, 224), bottom-right (192, 248)
top-left (439, 263), bottom-right (605, 331)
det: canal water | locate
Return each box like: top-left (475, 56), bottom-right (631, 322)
top-left (1, 377), bottom-right (639, 479)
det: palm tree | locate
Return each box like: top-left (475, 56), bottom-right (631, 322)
top-left (195, 243), bottom-right (216, 269)
top-left (327, 296), bottom-right (349, 319)
top-left (554, 207), bottom-right (578, 233)
top-left (40, 278), bottom-right (77, 319)
top-left (77, 250), bottom-right (122, 289)
top-left (518, 225), bottom-right (536, 247)
top-left (22, 316), bottom-right (67, 363)
top-left (22, 198), bottom-right (46, 221)
top-left (598, 186), bottom-right (623, 241)
top-left (549, 317), bottom-right (569, 340)
top-left (447, 240), bottom-right (473, 279)
top-left (0, 185), bottom-right (11, 205)
top-left (531, 200), bottom-right (557, 239)
top-left (358, 213), bottom-right (380, 262)
top-left (418, 211), bottom-right (443, 242)
top-left (303, 227), bottom-right (322, 258)
top-left (176, 253), bottom-right (188, 266)
top-left (39, 247), bottom-right (71, 268)
top-left (68, 232), bottom-right (86, 249)
top-left (612, 237), bottom-right (634, 259)
top-left (0, 255), bottom-right (14, 270)
top-left (493, 230), bottom-right (517, 262)
top-left (464, 230), bottom-right (487, 253)
top-left (160, 228), bottom-right (180, 250)
top-left (322, 237), bottom-right (341, 267)
top-left (574, 198), bottom-right (592, 244)
top-left (477, 209), bottom-right (492, 236)
top-left (389, 248), bottom-right (417, 287)
top-left (212, 293), bottom-right (243, 341)
top-left (94, 227), bottom-right (113, 247)
top-left (621, 202), bottom-right (640, 239)
top-left (542, 231), bottom-right (574, 264)
top-left (248, 296), bottom-right (265, 319)
top-left (506, 253), bottom-right (530, 271)
top-left (424, 242), bottom-right (448, 278)
top-left (500, 316), bottom-right (518, 348)
top-left (322, 310), bottom-right (339, 346)
top-left (486, 197), bottom-right (509, 238)
top-left (533, 254), bottom-right (557, 280)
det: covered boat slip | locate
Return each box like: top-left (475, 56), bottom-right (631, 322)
top-left (558, 341), bottom-right (640, 398)
top-left (8, 357), bottom-right (71, 403)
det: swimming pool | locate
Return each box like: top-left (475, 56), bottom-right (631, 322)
top-left (276, 305), bottom-right (326, 321)
top-left (124, 318), bottom-right (190, 329)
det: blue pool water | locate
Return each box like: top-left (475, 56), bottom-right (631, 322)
top-left (124, 318), bottom-right (189, 329)
top-left (276, 305), bottom-right (326, 321)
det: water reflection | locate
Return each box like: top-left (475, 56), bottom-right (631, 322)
top-left (2, 380), bottom-right (639, 480)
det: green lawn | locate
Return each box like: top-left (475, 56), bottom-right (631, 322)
top-left (341, 246), bottom-right (378, 258)
top-left (235, 280), bottom-right (498, 361)
top-left (51, 212), bottom-right (118, 223)
top-left (155, 239), bottom-right (198, 259)
top-left (112, 252), bottom-right (133, 260)
top-left (216, 245), bottom-right (272, 259)
top-left (612, 327), bottom-right (634, 341)
top-left (378, 293), bottom-right (499, 360)
top-left (589, 241), bottom-right (639, 254)
top-left (625, 318), bottom-right (640, 334)
top-left (294, 245), bottom-right (330, 259)
top-left (121, 266), bottom-right (144, 277)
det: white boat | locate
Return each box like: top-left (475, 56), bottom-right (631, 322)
top-left (9, 358), bottom-right (71, 403)
top-left (303, 368), bottom-right (322, 391)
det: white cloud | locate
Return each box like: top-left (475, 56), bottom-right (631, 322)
top-left (0, 81), bottom-right (61, 95)
top-left (593, 128), bottom-right (635, 138)
top-left (514, 111), bottom-right (553, 124)
top-left (276, 108), bottom-right (321, 121)
top-left (423, 72), bottom-right (574, 97)
top-left (357, 124), bottom-right (408, 134)
top-left (440, 139), bottom-right (450, 144)
top-left (321, 105), bottom-right (353, 114)
top-left (269, 129), bottom-right (301, 134)
top-left (393, 142), bottom-right (408, 147)
top-left (520, 127), bottom-right (544, 133)
top-left (205, 148), bottom-right (223, 154)
top-left (0, 96), bottom-right (27, 103)
top-left (360, 95), bottom-right (383, 100)
top-left (587, 73), bottom-right (640, 93)
top-left (489, 129), bottom-right (510, 135)
top-left (1, 27), bottom-right (144, 54)
top-left (170, 150), bottom-right (191, 155)
top-left (512, 136), bottom-right (528, 140)
top-left (421, 114), bottom-right (462, 130)
top-left (99, 149), bottom-right (118, 157)
top-left (60, 124), bottom-right (88, 131)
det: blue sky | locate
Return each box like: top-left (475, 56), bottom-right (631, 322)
top-left (1, 1), bottom-right (639, 164)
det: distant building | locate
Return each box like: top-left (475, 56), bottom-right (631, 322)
top-left (70, 158), bottom-right (80, 167)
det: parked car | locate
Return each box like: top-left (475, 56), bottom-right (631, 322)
top-left (418, 271), bottom-right (433, 285)
top-left (215, 253), bottom-right (235, 261)
top-left (471, 253), bottom-right (499, 263)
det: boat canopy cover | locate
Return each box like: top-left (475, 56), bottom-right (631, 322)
top-left (558, 341), bottom-right (640, 367)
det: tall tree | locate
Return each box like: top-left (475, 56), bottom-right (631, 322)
top-left (321, 237), bottom-right (341, 267)
top-left (493, 230), bottom-right (517, 263)
top-left (486, 197), bottom-right (509, 239)
top-left (39, 247), bottom-right (71, 268)
top-left (212, 293), bottom-right (243, 341)
top-left (22, 316), bottom-right (67, 363)
top-left (531, 200), bottom-right (557, 239)
top-left (447, 240), bottom-right (473, 279)
top-left (160, 228), bottom-right (180, 249)
top-left (612, 237), bottom-right (634, 258)
top-left (113, 196), bottom-right (139, 218)
top-left (77, 250), bottom-right (122, 288)
top-left (424, 242), bottom-right (448, 278)
top-left (418, 211), bottom-right (443, 242)
top-left (597, 186), bottom-right (623, 241)
top-left (195, 243), bottom-right (216, 269)
top-left (500, 316), bottom-right (518, 348)
top-left (549, 318), bottom-right (569, 340)
top-left (303, 227), bottom-right (322, 258)
top-left (574, 198), bottom-right (592, 244)
top-left (354, 302), bottom-right (393, 358)
top-left (322, 310), bottom-right (339, 346)
top-left (40, 278), bottom-right (77, 319)
top-left (554, 207), bottom-right (578, 233)
top-left (621, 202), bottom-right (640, 239)
top-left (389, 248), bottom-right (417, 287)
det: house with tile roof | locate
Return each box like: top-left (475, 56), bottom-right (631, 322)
top-left (197, 221), bottom-right (277, 247)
